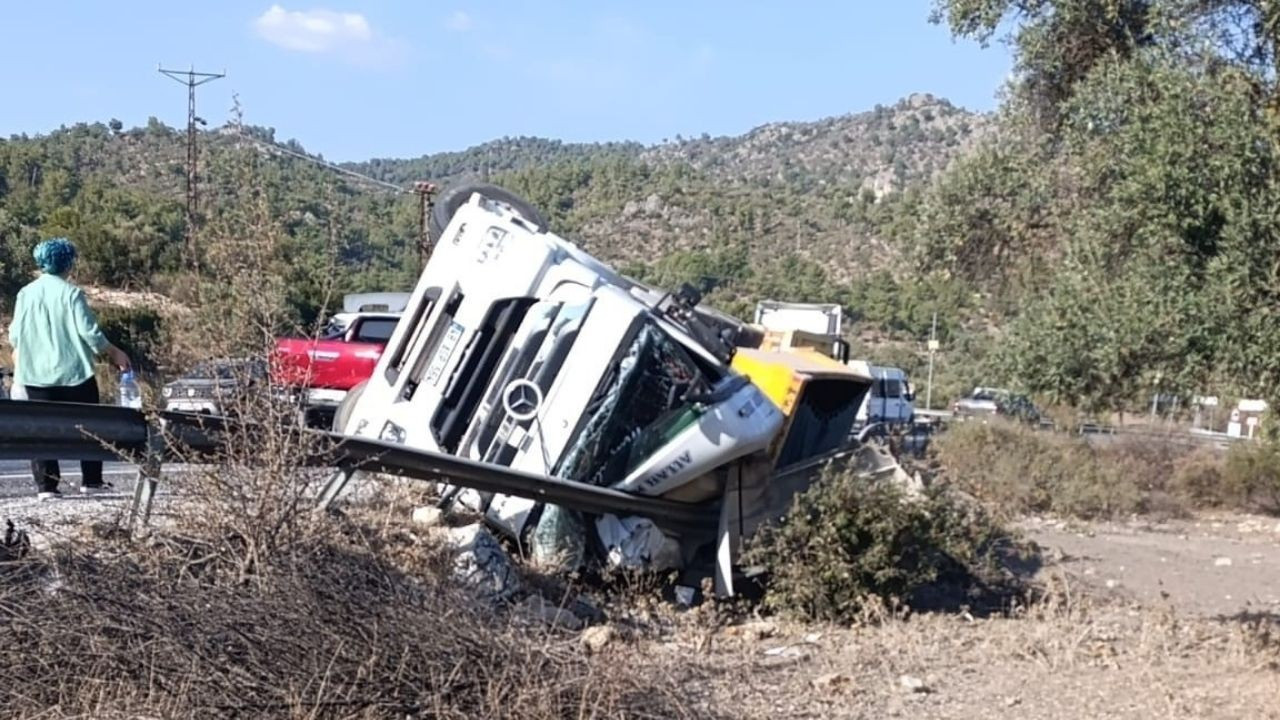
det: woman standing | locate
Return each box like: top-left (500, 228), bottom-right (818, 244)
top-left (8, 238), bottom-right (130, 500)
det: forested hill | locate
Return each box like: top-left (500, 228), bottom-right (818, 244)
top-left (348, 93), bottom-right (984, 196)
top-left (343, 93), bottom-right (986, 303)
top-left (0, 94), bottom-right (984, 325)
top-left (0, 119), bottom-right (424, 319)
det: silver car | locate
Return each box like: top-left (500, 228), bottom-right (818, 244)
top-left (163, 358), bottom-right (267, 415)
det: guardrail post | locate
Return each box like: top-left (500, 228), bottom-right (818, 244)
top-left (316, 466), bottom-right (357, 512)
top-left (128, 425), bottom-right (164, 532)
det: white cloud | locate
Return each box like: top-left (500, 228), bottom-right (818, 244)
top-left (446, 10), bottom-right (472, 32)
top-left (252, 5), bottom-right (404, 66)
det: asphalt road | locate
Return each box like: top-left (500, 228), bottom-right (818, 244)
top-left (0, 459), bottom-right (140, 498)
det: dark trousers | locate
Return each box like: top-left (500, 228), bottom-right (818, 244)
top-left (24, 377), bottom-right (103, 492)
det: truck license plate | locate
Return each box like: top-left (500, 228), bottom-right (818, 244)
top-left (425, 322), bottom-right (464, 387)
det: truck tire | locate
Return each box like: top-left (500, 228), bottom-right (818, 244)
top-left (428, 183), bottom-right (547, 244)
top-left (332, 380), bottom-right (369, 433)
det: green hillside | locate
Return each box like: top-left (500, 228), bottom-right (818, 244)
top-left (0, 96), bottom-right (981, 332)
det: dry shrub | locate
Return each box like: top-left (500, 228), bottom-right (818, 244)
top-left (1093, 437), bottom-right (1193, 519)
top-left (930, 421), bottom-right (1280, 519)
top-left (932, 420), bottom-right (1142, 519)
top-left (1169, 448), bottom-right (1228, 509)
top-left (149, 139), bottom-right (348, 579)
top-left (1223, 441), bottom-right (1280, 514)
top-left (744, 459), bottom-right (1026, 623)
top-left (0, 520), bottom-right (694, 719)
top-left (925, 420), bottom-right (1264, 519)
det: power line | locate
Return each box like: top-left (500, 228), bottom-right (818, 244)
top-left (230, 125), bottom-right (437, 261)
top-left (238, 134), bottom-right (409, 194)
top-left (158, 65), bottom-right (225, 265)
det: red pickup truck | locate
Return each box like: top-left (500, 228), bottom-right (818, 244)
top-left (272, 312), bottom-right (401, 425)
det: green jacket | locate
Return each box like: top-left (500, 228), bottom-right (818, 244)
top-left (8, 274), bottom-right (109, 387)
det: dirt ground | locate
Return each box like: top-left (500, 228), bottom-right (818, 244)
top-left (3, 496), bottom-right (1278, 719)
top-left (638, 599), bottom-right (1278, 719)
top-left (625, 511), bottom-right (1280, 719)
top-left (1024, 513), bottom-right (1280, 618)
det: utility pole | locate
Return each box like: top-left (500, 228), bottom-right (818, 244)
top-left (158, 65), bottom-right (225, 261)
top-left (1149, 371), bottom-right (1163, 425)
top-left (412, 181), bottom-right (439, 263)
top-left (926, 311), bottom-right (938, 411)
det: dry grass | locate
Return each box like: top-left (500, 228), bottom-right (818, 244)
top-left (929, 419), bottom-right (1275, 520)
top-left (0, 508), bottom-right (704, 719)
top-left (632, 575), bottom-right (1280, 719)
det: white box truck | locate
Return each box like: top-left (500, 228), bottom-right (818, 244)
top-left (752, 301), bottom-right (915, 427)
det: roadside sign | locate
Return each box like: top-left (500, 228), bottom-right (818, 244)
top-left (927, 339), bottom-right (940, 351)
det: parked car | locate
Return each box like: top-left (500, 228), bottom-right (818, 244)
top-left (952, 387), bottom-right (1040, 424)
top-left (163, 358), bottom-right (268, 415)
top-left (272, 311), bottom-right (402, 426)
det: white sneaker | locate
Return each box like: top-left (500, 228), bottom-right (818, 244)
top-left (79, 484), bottom-right (115, 496)
top-left (36, 491), bottom-right (62, 501)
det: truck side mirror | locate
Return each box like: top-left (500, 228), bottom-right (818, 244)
top-left (832, 339), bottom-right (851, 364)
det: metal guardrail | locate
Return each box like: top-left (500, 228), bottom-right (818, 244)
top-left (312, 438), bottom-right (715, 534)
top-left (1079, 424), bottom-right (1250, 447)
top-left (0, 400), bottom-right (717, 536)
top-left (915, 408), bottom-right (1254, 449)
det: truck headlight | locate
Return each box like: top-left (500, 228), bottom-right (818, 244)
top-left (379, 421), bottom-right (406, 444)
top-left (162, 387), bottom-right (173, 398)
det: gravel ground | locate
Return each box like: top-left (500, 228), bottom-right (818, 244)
top-left (636, 598), bottom-right (1279, 719)
top-left (617, 513), bottom-right (1280, 719)
top-left (3, 490), bottom-right (1278, 719)
top-left (0, 490), bottom-right (140, 550)
top-left (621, 512), bottom-right (1280, 719)
top-left (1024, 513), bottom-right (1280, 618)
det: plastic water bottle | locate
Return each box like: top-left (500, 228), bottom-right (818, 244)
top-left (118, 371), bottom-right (142, 409)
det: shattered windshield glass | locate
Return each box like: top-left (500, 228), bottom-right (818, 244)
top-left (556, 322), bottom-right (710, 487)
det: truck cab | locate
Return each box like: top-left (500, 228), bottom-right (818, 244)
top-left (341, 192), bottom-right (784, 565)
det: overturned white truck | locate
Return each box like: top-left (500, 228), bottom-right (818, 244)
top-left (334, 187), bottom-right (883, 593)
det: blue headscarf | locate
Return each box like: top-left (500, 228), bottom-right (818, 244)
top-left (32, 238), bottom-right (77, 276)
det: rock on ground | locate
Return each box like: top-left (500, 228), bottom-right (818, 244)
top-left (444, 523), bottom-right (521, 602)
top-left (580, 625), bottom-right (617, 653)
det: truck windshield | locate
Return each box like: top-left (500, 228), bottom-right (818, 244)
top-left (353, 318), bottom-right (398, 343)
top-left (873, 378), bottom-right (904, 398)
top-left (556, 322), bottom-right (710, 487)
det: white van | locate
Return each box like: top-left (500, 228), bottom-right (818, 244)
top-left (849, 363), bottom-right (914, 426)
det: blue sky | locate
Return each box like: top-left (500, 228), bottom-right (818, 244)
top-left (2, 1), bottom-right (1011, 162)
